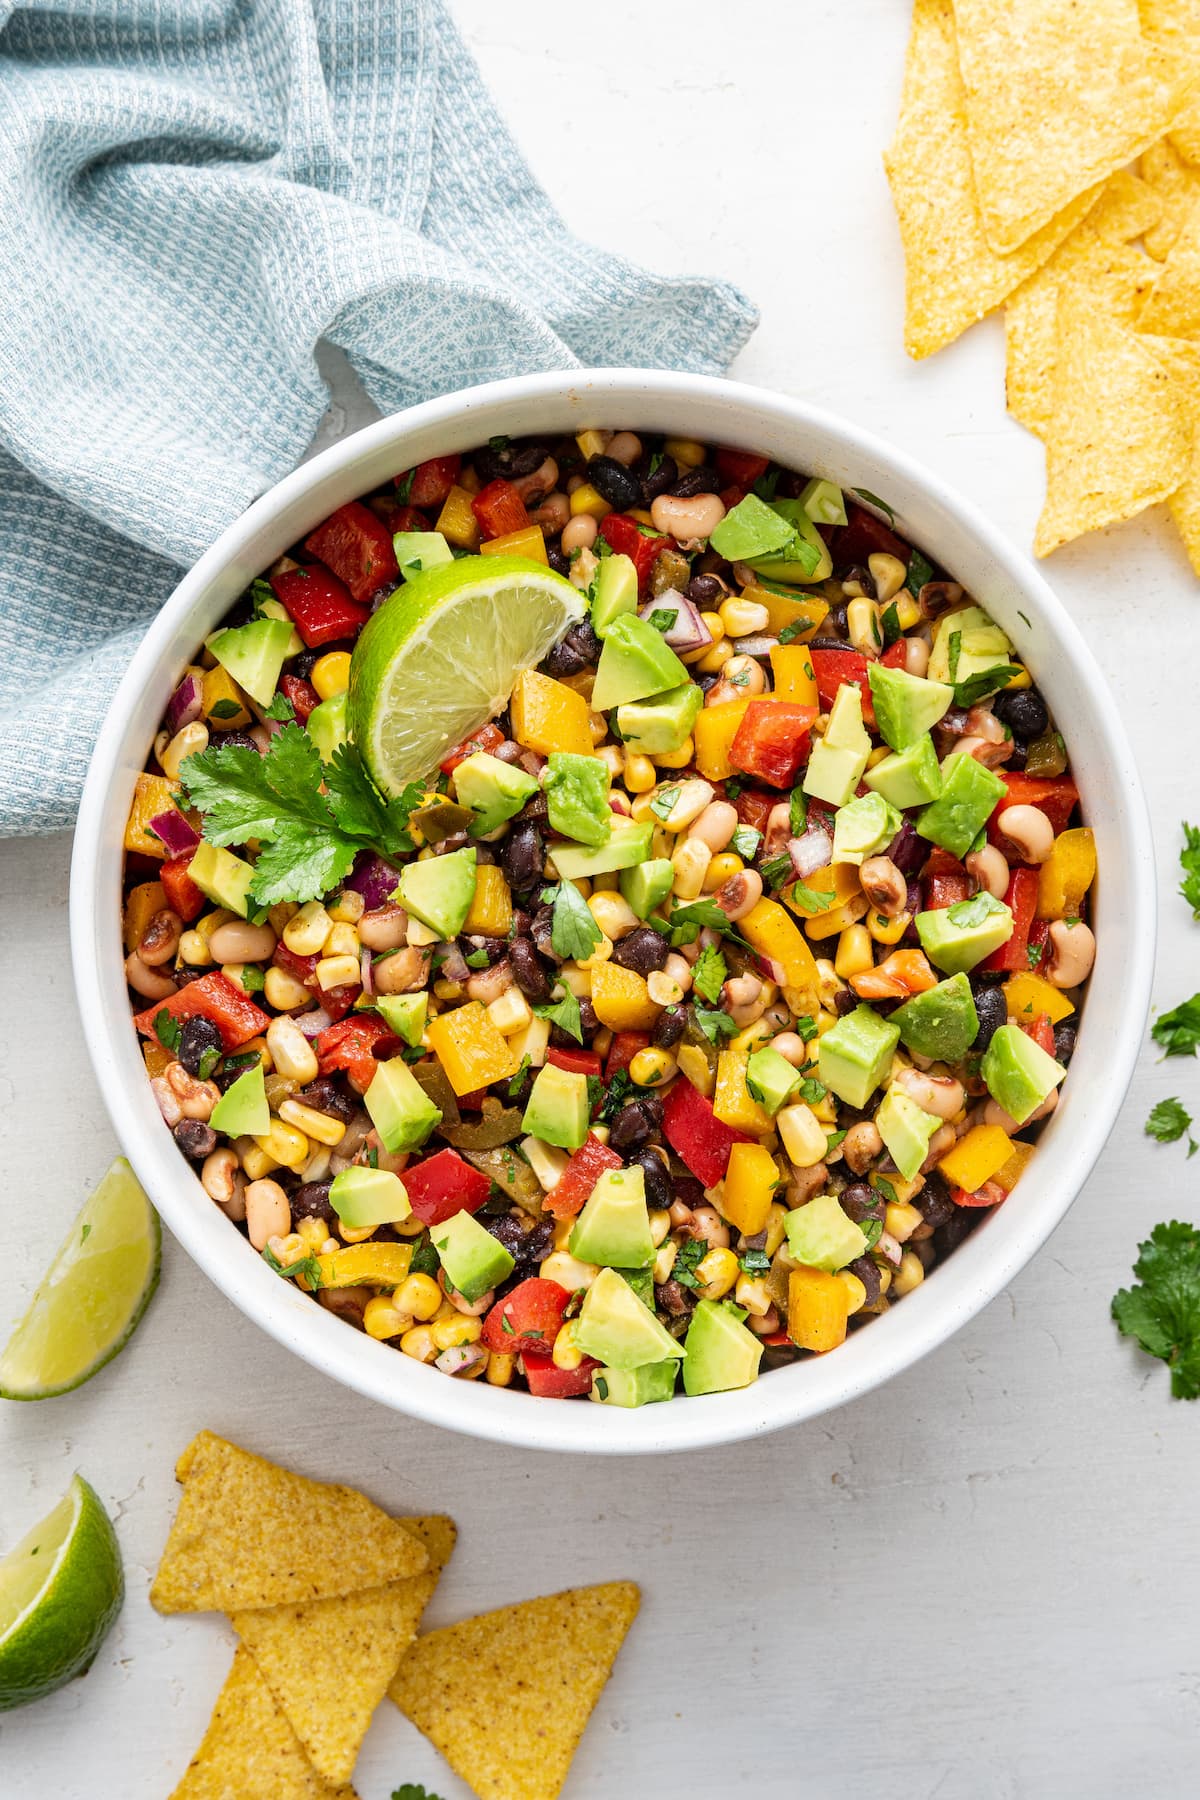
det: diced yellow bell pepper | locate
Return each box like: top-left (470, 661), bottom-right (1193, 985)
top-left (677, 1042), bottom-right (716, 1097)
top-left (590, 963), bottom-right (660, 1031)
top-left (802, 893), bottom-right (870, 942)
top-left (739, 898), bottom-right (821, 1019)
top-left (1003, 970), bottom-right (1075, 1025)
top-left (510, 668), bottom-right (594, 758)
top-left (569, 483), bottom-right (611, 521)
top-left (722, 1141), bottom-right (780, 1236)
top-left (747, 584), bottom-right (829, 642)
top-left (994, 1140), bottom-right (1035, 1193)
top-left (713, 1049), bottom-right (773, 1135)
top-left (435, 484), bottom-right (482, 550)
top-left (123, 879), bottom-right (167, 953)
top-left (125, 773), bottom-right (181, 859)
top-left (575, 429), bottom-right (609, 461)
top-left (787, 1266), bottom-right (850, 1352)
top-left (142, 1039), bottom-right (174, 1078)
top-left (462, 864), bottom-right (513, 938)
top-left (784, 862), bottom-right (861, 919)
top-left (426, 1001), bottom-right (518, 1095)
top-left (768, 643), bottom-right (819, 708)
top-left (693, 700), bottom-right (751, 780)
top-left (938, 1124), bottom-right (1014, 1194)
top-left (480, 526), bottom-right (547, 565)
top-left (310, 1242), bottom-right (413, 1291)
top-left (201, 663), bottom-right (251, 729)
top-left (1036, 827), bottom-right (1096, 920)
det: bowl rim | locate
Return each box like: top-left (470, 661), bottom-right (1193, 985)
top-left (70, 367), bottom-right (1155, 1456)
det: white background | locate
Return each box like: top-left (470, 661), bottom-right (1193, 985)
top-left (3, 4), bottom-right (1200, 1796)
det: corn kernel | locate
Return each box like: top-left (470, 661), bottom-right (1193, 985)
top-left (628, 1047), bottom-right (677, 1088)
top-left (433, 979), bottom-right (465, 1001)
top-left (296, 1216), bottom-right (327, 1252)
top-left (394, 1273), bottom-right (442, 1321)
top-left (653, 737), bottom-right (694, 770)
top-left (646, 970), bottom-right (684, 1007)
top-left (576, 936), bottom-right (613, 970)
top-left (735, 1273), bottom-right (772, 1316)
top-left (551, 1321), bottom-right (584, 1370)
top-left (730, 1020), bottom-right (773, 1053)
top-left (178, 929), bottom-right (211, 967)
top-left (664, 436), bottom-right (706, 467)
top-left (1004, 666), bottom-right (1032, 690)
top-left (649, 1207), bottom-right (672, 1247)
top-left (624, 753), bottom-right (657, 794)
top-left (239, 1142), bottom-right (279, 1181)
top-left (695, 1246), bottom-right (740, 1301)
top-left (837, 1269), bottom-right (868, 1314)
top-left (671, 837), bottom-right (712, 901)
top-left (399, 1324), bottom-right (438, 1363)
top-left (522, 1135), bottom-right (571, 1191)
top-left (653, 1239), bottom-right (678, 1284)
top-left (540, 1249), bottom-right (600, 1291)
top-left (696, 639), bottom-right (734, 674)
top-left (487, 988), bottom-right (534, 1036)
top-left (265, 1015), bottom-right (319, 1084)
top-left (569, 482), bottom-right (611, 521)
top-left (847, 597), bottom-right (882, 656)
top-left (316, 953), bottom-right (361, 991)
top-left (777, 1102), bottom-right (827, 1169)
top-left (321, 922), bottom-right (359, 960)
top-left (264, 966), bottom-right (311, 1012)
top-left (894, 593), bottom-right (922, 630)
top-left (364, 1296), bottom-right (412, 1340)
top-left (327, 888), bottom-right (365, 924)
top-left (892, 1249), bottom-right (925, 1297)
top-left (310, 650), bottom-right (352, 701)
top-left (867, 908), bottom-right (911, 946)
top-left (575, 428), bottom-right (609, 461)
top-left (834, 924), bottom-right (874, 979)
top-left (277, 1097), bottom-right (346, 1147)
top-left (702, 851), bottom-right (743, 891)
top-left (254, 1120), bottom-right (310, 1170)
top-left (432, 1314), bottom-right (483, 1351)
top-left (486, 1351), bottom-right (515, 1387)
top-left (719, 597), bottom-right (770, 637)
top-left (283, 900), bottom-right (332, 956)
top-left (885, 1201), bottom-right (924, 1244)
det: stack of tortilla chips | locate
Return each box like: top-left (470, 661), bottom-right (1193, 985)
top-left (885, 0), bottom-right (1200, 569)
top-left (152, 1433), bottom-right (639, 1800)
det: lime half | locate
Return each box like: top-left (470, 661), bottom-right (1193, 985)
top-left (0, 1474), bottom-right (124, 1711)
top-left (0, 1158), bottom-right (160, 1400)
top-left (348, 555), bottom-right (585, 795)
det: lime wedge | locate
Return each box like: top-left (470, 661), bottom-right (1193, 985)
top-left (348, 555), bottom-right (585, 795)
top-left (0, 1158), bottom-right (160, 1400)
top-left (0, 1474), bottom-right (124, 1711)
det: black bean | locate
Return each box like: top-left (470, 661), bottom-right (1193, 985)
top-left (487, 1214), bottom-right (553, 1281)
top-left (846, 1254), bottom-right (881, 1307)
top-left (546, 543), bottom-right (569, 577)
top-left (550, 999), bottom-right (598, 1051)
top-left (638, 451), bottom-right (678, 503)
top-left (530, 903), bottom-right (560, 962)
top-left (631, 1149), bottom-right (673, 1212)
top-left (501, 821), bottom-right (545, 889)
top-left (509, 935), bottom-right (552, 1003)
top-left (475, 442), bottom-right (547, 483)
top-left (993, 687), bottom-right (1049, 743)
top-left (291, 649), bottom-right (320, 679)
top-left (887, 819), bottom-right (926, 876)
top-left (840, 564), bottom-right (876, 599)
top-left (970, 984), bottom-right (1008, 1052)
top-left (1053, 1022), bottom-right (1077, 1065)
top-left (517, 792), bottom-right (550, 825)
top-left (668, 463), bottom-right (720, 498)
top-left (542, 632), bottom-right (588, 677)
top-left (293, 1077), bottom-right (357, 1123)
top-left (462, 933), bottom-right (508, 968)
top-left (811, 635), bottom-right (850, 651)
top-left (687, 573), bottom-right (724, 607)
top-left (611, 926), bottom-right (669, 976)
top-left (178, 1016), bottom-right (223, 1078)
top-left (652, 1005), bottom-right (687, 1049)
top-left (656, 1277), bottom-right (695, 1318)
top-left (916, 1169), bottom-right (955, 1229)
top-left (840, 1182), bottom-right (884, 1226)
top-left (834, 990), bottom-right (858, 1017)
top-left (934, 1209), bottom-right (980, 1258)
top-left (208, 729), bottom-right (259, 754)
top-left (588, 455), bottom-right (642, 511)
top-left (292, 1181), bottom-right (336, 1225)
top-left (174, 1119), bottom-right (216, 1160)
top-left (608, 1097), bottom-right (663, 1152)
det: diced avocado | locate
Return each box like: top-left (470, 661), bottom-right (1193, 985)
top-left (189, 840), bottom-right (255, 919)
top-left (681, 1299), bottom-right (763, 1396)
top-left (395, 844), bottom-right (477, 940)
top-left (570, 1165), bottom-right (655, 1268)
top-left (552, 816), bottom-right (654, 879)
top-left (867, 662), bottom-right (954, 751)
top-left (209, 1061), bottom-right (269, 1138)
top-left (364, 1057), bottom-right (442, 1154)
top-left (373, 992), bottom-right (427, 1048)
top-left (875, 1088), bottom-right (940, 1181)
top-left (591, 1360), bottom-right (679, 1407)
top-left (575, 1266), bottom-right (685, 1371)
top-left (916, 891), bottom-right (1013, 974)
top-left (746, 500), bottom-right (832, 584)
top-left (328, 1165), bottom-right (411, 1228)
top-left (798, 478), bottom-right (847, 527)
top-left (590, 613), bottom-right (690, 711)
top-left (253, 597), bottom-right (304, 658)
top-left (916, 753), bottom-right (1007, 859)
top-left (818, 1004), bottom-right (901, 1109)
top-left (452, 751), bottom-right (538, 836)
top-left (590, 553), bottom-right (639, 637)
top-left (394, 531), bottom-right (453, 580)
top-left (709, 493), bottom-right (796, 563)
top-left (522, 1062), bottom-right (590, 1152)
top-left (784, 1191), bottom-right (868, 1272)
top-left (431, 1208), bottom-right (515, 1303)
top-left (745, 1044), bottom-right (803, 1115)
top-left (804, 682), bottom-right (871, 808)
top-left (307, 690), bottom-right (349, 763)
top-left (616, 682), bottom-right (703, 756)
top-left (543, 751), bottom-right (612, 849)
top-left (927, 606), bottom-right (1012, 685)
top-left (208, 617), bottom-right (295, 708)
top-left (620, 856), bottom-right (675, 919)
top-left (864, 734), bottom-right (943, 810)
top-left (891, 973), bottom-right (978, 1061)
top-left (617, 1266), bottom-right (656, 1309)
top-left (832, 791), bottom-right (902, 867)
top-left (981, 1023), bottom-right (1065, 1126)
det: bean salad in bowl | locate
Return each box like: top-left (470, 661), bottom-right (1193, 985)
top-left (119, 422), bottom-right (1096, 1411)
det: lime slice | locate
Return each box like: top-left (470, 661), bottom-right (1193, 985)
top-left (348, 555), bottom-right (586, 795)
top-left (0, 1158), bottom-right (160, 1400)
top-left (0, 1474), bottom-right (124, 1711)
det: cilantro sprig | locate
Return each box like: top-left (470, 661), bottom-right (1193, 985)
top-left (1112, 1221), bottom-right (1200, 1398)
top-left (691, 945), bottom-right (728, 1004)
top-left (1180, 822), bottom-right (1200, 920)
top-left (1151, 994), bottom-right (1200, 1058)
top-left (534, 991), bottom-right (584, 1044)
top-left (1145, 1098), bottom-right (1197, 1155)
top-left (541, 882), bottom-right (602, 961)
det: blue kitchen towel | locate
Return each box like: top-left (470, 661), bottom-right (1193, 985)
top-left (0, 0), bottom-right (756, 835)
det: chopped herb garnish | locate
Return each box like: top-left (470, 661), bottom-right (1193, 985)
top-left (197, 1045), bottom-right (222, 1080)
top-left (790, 879), bottom-right (836, 913)
top-left (394, 468), bottom-right (416, 503)
top-left (540, 881), bottom-right (603, 961)
top-left (506, 1055), bottom-right (532, 1099)
top-left (825, 1129), bottom-right (847, 1153)
top-left (797, 1076), bottom-right (826, 1104)
top-left (759, 852), bottom-right (794, 891)
top-left (692, 1006), bottom-right (739, 1043)
top-left (1017, 609), bottom-right (1031, 628)
top-left (794, 1014), bottom-right (818, 1041)
top-left (861, 1218), bottom-right (884, 1252)
top-left (752, 468), bottom-right (781, 501)
top-left (1146, 1098), bottom-right (1197, 1156)
top-left (650, 784), bottom-right (682, 823)
top-left (647, 608), bottom-right (678, 635)
top-left (1180, 822), bottom-right (1200, 920)
top-left (905, 548), bottom-right (935, 596)
top-left (534, 991), bottom-right (584, 1044)
top-left (788, 784), bottom-right (807, 836)
top-left (465, 948), bottom-right (490, 969)
top-left (391, 1784), bottom-right (446, 1800)
top-left (665, 898), bottom-right (752, 950)
top-left (262, 1245), bottom-right (322, 1288)
top-left (153, 1010), bottom-right (182, 1053)
top-left (870, 1174), bottom-right (899, 1207)
top-left (691, 945), bottom-right (728, 1004)
top-left (1152, 995), bottom-right (1200, 1058)
top-left (731, 824), bottom-right (761, 860)
top-left (954, 665), bottom-right (1024, 708)
top-left (739, 1248), bottom-right (770, 1275)
top-left (672, 1237), bottom-right (708, 1289)
top-left (880, 601), bottom-right (901, 648)
top-left (1027, 942), bottom-right (1044, 969)
top-left (208, 698), bottom-right (242, 721)
top-left (851, 487), bottom-right (896, 525)
top-left (601, 1068), bottom-right (634, 1120)
top-left (262, 692), bottom-right (296, 722)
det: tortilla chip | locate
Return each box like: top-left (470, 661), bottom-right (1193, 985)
top-left (232, 1517), bottom-right (456, 1786)
top-left (1034, 287), bottom-right (1190, 554)
top-left (170, 1648), bottom-right (357, 1800)
top-left (954, 0), bottom-right (1183, 254)
top-left (389, 1582), bottom-right (640, 1800)
top-left (151, 1432), bottom-right (428, 1614)
top-left (1141, 334), bottom-right (1200, 569)
top-left (1141, 0), bottom-right (1200, 162)
top-left (1139, 138), bottom-right (1200, 259)
top-left (884, 0), bottom-right (1100, 359)
top-left (1138, 193), bottom-right (1200, 332)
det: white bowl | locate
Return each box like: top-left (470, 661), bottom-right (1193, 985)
top-left (70, 369), bottom-right (1154, 1455)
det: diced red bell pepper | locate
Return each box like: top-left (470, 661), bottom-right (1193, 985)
top-left (472, 479), bottom-right (530, 540)
top-left (272, 943), bottom-right (320, 991)
top-left (1020, 1011), bottom-right (1057, 1058)
top-left (980, 867), bottom-right (1039, 973)
top-left (758, 1328), bottom-right (794, 1348)
top-left (321, 982), bottom-right (362, 1022)
top-left (522, 1349), bottom-right (600, 1398)
top-left (303, 500), bottom-right (399, 604)
top-left (387, 503), bottom-right (430, 535)
top-left (715, 447), bottom-right (770, 487)
top-left (921, 847), bottom-right (973, 911)
top-left (134, 972), bottom-right (270, 1052)
top-left (455, 1087), bottom-right (489, 1111)
top-left (829, 502), bottom-right (912, 572)
top-left (1028, 918), bottom-right (1050, 970)
top-left (544, 1133), bottom-right (623, 1221)
top-left (719, 484), bottom-right (747, 511)
top-left (315, 1016), bottom-right (399, 1090)
top-left (662, 1076), bottom-right (753, 1189)
top-left (951, 1179), bottom-right (1007, 1209)
top-left (279, 673), bottom-right (320, 725)
top-left (160, 853), bottom-right (205, 923)
top-left (402, 1148), bottom-right (492, 1227)
top-left (547, 1046), bottom-right (603, 1078)
top-left (606, 1032), bottom-right (650, 1079)
top-left (730, 700), bottom-right (816, 788)
top-left (809, 647), bottom-right (877, 730)
top-left (880, 640), bottom-right (910, 669)
top-left (598, 513), bottom-right (670, 594)
top-left (482, 1278), bottom-right (571, 1356)
top-left (439, 722), bottom-right (505, 774)
top-left (401, 455), bottom-right (462, 510)
top-left (988, 773), bottom-right (1079, 846)
top-left (271, 565), bottom-right (371, 649)
top-left (732, 787), bottom-right (778, 837)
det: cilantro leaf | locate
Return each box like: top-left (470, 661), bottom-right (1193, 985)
top-left (1112, 1221), bottom-right (1200, 1398)
top-left (870, 1173), bottom-right (898, 1207)
top-left (672, 1237), bottom-right (708, 1289)
top-left (1146, 1098), bottom-right (1193, 1144)
top-left (665, 898), bottom-right (752, 951)
top-left (905, 548), bottom-right (935, 596)
top-left (180, 730), bottom-right (319, 845)
top-left (691, 945), bottom-right (728, 1005)
top-left (601, 1068), bottom-right (634, 1120)
top-left (851, 487), bottom-right (895, 525)
top-left (543, 882), bottom-right (602, 961)
top-left (650, 784), bottom-right (681, 823)
top-left (789, 784), bottom-right (807, 836)
top-left (759, 853), bottom-right (794, 892)
top-left (879, 601), bottom-right (901, 648)
top-left (1152, 994), bottom-right (1200, 1058)
top-left (534, 991), bottom-right (583, 1044)
top-left (153, 1009), bottom-right (181, 1053)
top-left (731, 824), bottom-right (761, 860)
top-left (248, 821), bottom-right (359, 906)
top-left (262, 692), bottom-right (295, 722)
top-left (1181, 822), bottom-right (1200, 921)
top-left (324, 747), bottom-right (420, 860)
top-left (392, 1786), bottom-right (445, 1800)
top-left (692, 1005), bottom-right (739, 1043)
top-left (506, 1055), bottom-right (532, 1099)
top-left (790, 878), bottom-right (836, 914)
top-left (953, 665), bottom-right (1024, 709)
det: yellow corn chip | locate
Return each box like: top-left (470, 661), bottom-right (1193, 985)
top-left (884, 0), bottom-right (1100, 359)
top-left (954, 0), bottom-right (1183, 254)
top-left (1141, 334), bottom-right (1200, 570)
top-left (1034, 287), bottom-right (1189, 554)
top-left (1138, 193), bottom-right (1200, 332)
top-left (151, 1432), bottom-right (427, 1614)
top-left (390, 1582), bottom-right (640, 1800)
top-left (1140, 139), bottom-right (1200, 260)
top-left (232, 1516), bottom-right (456, 1787)
top-left (170, 1647), bottom-right (357, 1800)
top-left (1141, 0), bottom-right (1200, 163)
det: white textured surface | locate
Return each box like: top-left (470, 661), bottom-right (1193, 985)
top-left (3, 5), bottom-right (1199, 1796)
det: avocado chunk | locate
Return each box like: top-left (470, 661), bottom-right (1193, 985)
top-left (617, 1265), bottom-right (656, 1309)
top-left (575, 1266), bottom-right (685, 1370)
top-left (867, 662), bottom-right (954, 751)
top-left (916, 891), bottom-right (1013, 974)
top-left (395, 844), bottom-right (477, 940)
top-left (916, 753), bottom-right (1007, 859)
top-left (307, 690), bottom-right (349, 763)
top-left (208, 616), bottom-right (295, 708)
top-left (864, 734), bottom-right (943, 810)
top-left (209, 1061), bottom-right (269, 1138)
top-left (328, 1165), bottom-right (411, 1228)
top-left (591, 1360), bottom-right (679, 1407)
top-left (590, 553), bottom-right (639, 637)
top-left (927, 606), bottom-right (1011, 684)
top-left (804, 682), bottom-right (871, 808)
top-left (745, 1044), bottom-right (804, 1115)
top-left (431, 1208), bottom-right (515, 1303)
top-left (188, 840), bottom-right (256, 919)
top-left (373, 992), bottom-right (428, 1048)
top-left (620, 856), bottom-right (675, 919)
top-left (784, 1191), bottom-right (868, 1272)
top-left (832, 791), bottom-right (902, 866)
top-left (452, 751), bottom-right (538, 836)
top-left (570, 1165), bottom-right (655, 1268)
top-left (543, 751), bottom-right (612, 848)
top-left (552, 816), bottom-right (654, 879)
top-left (875, 1087), bottom-right (941, 1181)
top-left (616, 682), bottom-right (703, 756)
top-left (891, 973), bottom-right (978, 1061)
top-left (590, 612), bottom-right (690, 711)
top-left (980, 1023), bottom-right (1065, 1126)
top-left (709, 493), bottom-right (797, 563)
top-left (364, 1057), bottom-right (442, 1154)
top-left (681, 1299), bottom-right (763, 1396)
top-left (393, 531), bottom-right (453, 580)
top-left (818, 1004), bottom-right (901, 1108)
top-left (745, 499), bottom-right (832, 584)
top-left (798, 478), bottom-right (847, 527)
top-left (522, 1062), bottom-right (591, 1152)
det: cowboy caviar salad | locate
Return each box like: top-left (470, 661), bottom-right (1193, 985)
top-left (121, 427), bottom-right (1096, 1405)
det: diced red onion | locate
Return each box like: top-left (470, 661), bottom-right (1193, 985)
top-left (757, 955), bottom-right (788, 985)
top-left (789, 823), bottom-right (832, 879)
top-left (149, 810), bottom-right (200, 856)
top-left (439, 942), bottom-right (470, 984)
top-left (888, 819), bottom-right (925, 875)
top-left (164, 672), bottom-right (203, 738)
top-left (730, 635), bottom-right (776, 659)
top-left (435, 1343), bottom-right (486, 1376)
top-left (359, 948), bottom-right (373, 996)
top-left (297, 1007), bottom-right (333, 1039)
top-left (638, 593), bottom-right (712, 654)
top-left (344, 852), bottom-right (401, 911)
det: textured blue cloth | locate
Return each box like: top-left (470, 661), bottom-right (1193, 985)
top-left (0, 0), bottom-right (755, 835)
